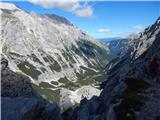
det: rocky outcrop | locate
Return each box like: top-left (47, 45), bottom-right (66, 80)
top-left (1, 56), bottom-right (62, 120)
top-left (1, 57), bottom-right (37, 97)
top-left (60, 86), bottom-right (100, 111)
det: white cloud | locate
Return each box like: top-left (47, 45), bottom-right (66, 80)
top-left (29, 0), bottom-right (94, 18)
top-left (115, 32), bottom-right (131, 38)
top-left (133, 25), bottom-right (143, 30)
top-left (75, 6), bottom-right (94, 18)
top-left (96, 28), bottom-right (111, 33)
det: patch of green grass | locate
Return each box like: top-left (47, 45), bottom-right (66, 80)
top-left (2, 45), bottom-right (9, 53)
top-left (30, 54), bottom-right (44, 65)
top-left (39, 82), bottom-right (56, 88)
top-left (1, 13), bottom-right (16, 19)
top-left (76, 77), bottom-right (95, 86)
top-left (43, 54), bottom-right (56, 63)
top-left (92, 73), bottom-right (107, 86)
top-left (9, 52), bottom-right (24, 57)
top-left (32, 69), bottom-right (107, 103)
top-left (51, 81), bottom-right (59, 85)
top-left (15, 71), bottom-right (26, 75)
top-left (57, 68), bottom-right (107, 91)
top-left (42, 54), bottom-right (61, 72)
top-left (40, 67), bottom-right (46, 73)
top-left (75, 72), bottom-right (106, 88)
top-left (32, 84), bottom-right (60, 103)
top-left (43, 56), bottom-right (49, 62)
top-left (49, 62), bottom-right (61, 72)
top-left (17, 61), bottom-right (41, 80)
top-left (59, 77), bottom-right (80, 90)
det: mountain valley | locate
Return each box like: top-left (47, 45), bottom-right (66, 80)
top-left (1, 3), bottom-right (108, 105)
top-left (1, 2), bottom-right (160, 120)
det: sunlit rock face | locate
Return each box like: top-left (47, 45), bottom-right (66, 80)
top-left (1, 2), bottom-right (108, 84)
top-left (1, 2), bottom-right (108, 103)
top-left (59, 86), bottom-right (100, 111)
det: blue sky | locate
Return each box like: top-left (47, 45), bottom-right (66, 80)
top-left (3, 1), bottom-right (160, 38)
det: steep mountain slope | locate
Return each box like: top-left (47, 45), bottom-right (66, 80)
top-left (0, 3), bottom-right (108, 102)
top-left (105, 18), bottom-right (160, 77)
top-left (100, 38), bottom-right (129, 61)
top-left (70, 17), bottom-right (160, 120)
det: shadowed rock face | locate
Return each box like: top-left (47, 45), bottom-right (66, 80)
top-left (2, 97), bottom-right (62, 120)
top-left (68, 17), bottom-right (160, 120)
top-left (1, 58), bottom-right (36, 97)
top-left (1, 56), bottom-right (62, 120)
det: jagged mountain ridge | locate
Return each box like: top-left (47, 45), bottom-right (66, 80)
top-left (0, 2), bottom-right (108, 101)
top-left (105, 18), bottom-right (160, 76)
top-left (127, 18), bottom-right (160, 60)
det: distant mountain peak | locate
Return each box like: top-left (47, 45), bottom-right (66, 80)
top-left (0, 2), bottom-right (20, 11)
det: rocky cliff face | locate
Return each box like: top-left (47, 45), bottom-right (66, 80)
top-left (70, 17), bottom-right (160, 120)
top-left (1, 56), bottom-right (62, 120)
top-left (0, 2), bottom-right (108, 103)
